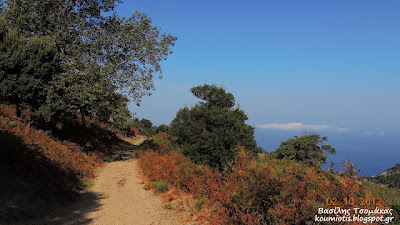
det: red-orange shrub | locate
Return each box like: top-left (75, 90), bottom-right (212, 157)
top-left (139, 132), bottom-right (172, 154)
top-left (123, 125), bottom-right (139, 136)
top-left (138, 148), bottom-right (223, 201)
top-left (153, 132), bottom-right (170, 142)
top-left (138, 140), bottom-right (385, 225)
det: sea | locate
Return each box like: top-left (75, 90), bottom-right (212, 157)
top-left (254, 129), bottom-right (400, 177)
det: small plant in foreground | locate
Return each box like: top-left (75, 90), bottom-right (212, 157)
top-left (152, 180), bottom-right (169, 193)
top-left (194, 195), bottom-right (206, 211)
top-left (166, 202), bottom-right (173, 210)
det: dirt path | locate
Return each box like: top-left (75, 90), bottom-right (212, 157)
top-left (40, 136), bottom-right (181, 225)
top-left (81, 160), bottom-right (179, 225)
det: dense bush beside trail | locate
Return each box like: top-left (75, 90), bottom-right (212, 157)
top-left (138, 135), bottom-right (397, 225)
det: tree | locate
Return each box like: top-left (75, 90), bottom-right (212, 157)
top-left (272, 133), bottom-right (336, 165)
top-left (1, 0), bottom-right (177, 123)
top-left (0, 25), bottom-right (61, 117)
top-left (139, 118), bottom-right (154, 134)
top-left (169, 84), bottom-right (260, 170)
top-left (341, 158), bottom-right (358, 178)
top-left (140, 118), bottom-right (153, 130)
top-left (155, 124), bottom-right (169, 134)
top-left (190, 84), bottom-right (235, 108)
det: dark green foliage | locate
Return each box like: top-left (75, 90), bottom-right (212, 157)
top-left (370, 173), bottom-right (400, 189)
top-left (131, 118), bottom-right (156, 135)
top-left (0, 25), bottom-right (61, 116)
top-left (393, 205), bottom-right (400, 224)
top-left (383, 163), bottom-right (400, 175)
top-left (272, 133), bottom-right (336, 165)
top-left (169, 84), bottom-right (259, 170)
top-left (1, 0), bottom-right (176, 125)
top-left (369, 163), bottom-right (400, 189)
top-left (140, 118), bottom-right (153, 132)
top-left (155, 124), bottom-right (169, 134)
top-left (190, 84), bottom-right (235, 108)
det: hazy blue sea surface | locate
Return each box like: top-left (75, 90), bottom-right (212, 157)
top-left (254, 129), bottom-right (400, 176)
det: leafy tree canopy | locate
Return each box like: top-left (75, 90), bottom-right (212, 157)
top-left (190, 84), bottom-right (235, 108)
top-left (272, 133), bottom-right (336, 165)
top-left (170, 84), bottom-right (260, 170)
top-left (0, 0), bottom-right (176, 125)
top-left (0, 25), bottom-right (61, 116)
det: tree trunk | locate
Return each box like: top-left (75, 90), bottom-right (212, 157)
top-left (15, 101), bottom-right (21, 117)
top-left (81, 113), bottom-right (86, 127)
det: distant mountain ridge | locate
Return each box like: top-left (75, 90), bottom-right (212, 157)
top-left (369, 163), bottom-right (400, 189)
top-left (378, 163), bottom-right (400, 176)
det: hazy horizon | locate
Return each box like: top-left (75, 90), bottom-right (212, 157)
top-left (254, 129), bottom-right (399, 176)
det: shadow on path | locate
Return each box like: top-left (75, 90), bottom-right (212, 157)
top-left (45, 191), bottom-right (103, 225)
top-left (107, 136), bottom-right (146, 162)
top-left (0, 135), bottom-right (146, 225)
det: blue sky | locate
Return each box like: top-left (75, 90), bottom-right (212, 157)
top-left (116, 1), bottom-right (400, 136)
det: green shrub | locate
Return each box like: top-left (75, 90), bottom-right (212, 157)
top-left (152, 180), bottom-right (169, 193)
top-left (194, 195), bottom-right (206, 211)
top-left (166, 202), bottom-right (173, 210)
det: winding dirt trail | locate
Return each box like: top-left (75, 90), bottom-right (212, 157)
top-left (81, 159), bottom-right (179, 224)
top-left (40, 136), bottom-right (182, 225)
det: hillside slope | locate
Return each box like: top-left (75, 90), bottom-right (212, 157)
top-left (379, 163), bottom-right (400, 176)
top-left (0, 105), bottom-right (103, 222)
top-left (369, 163), bottom-right (400, 189)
